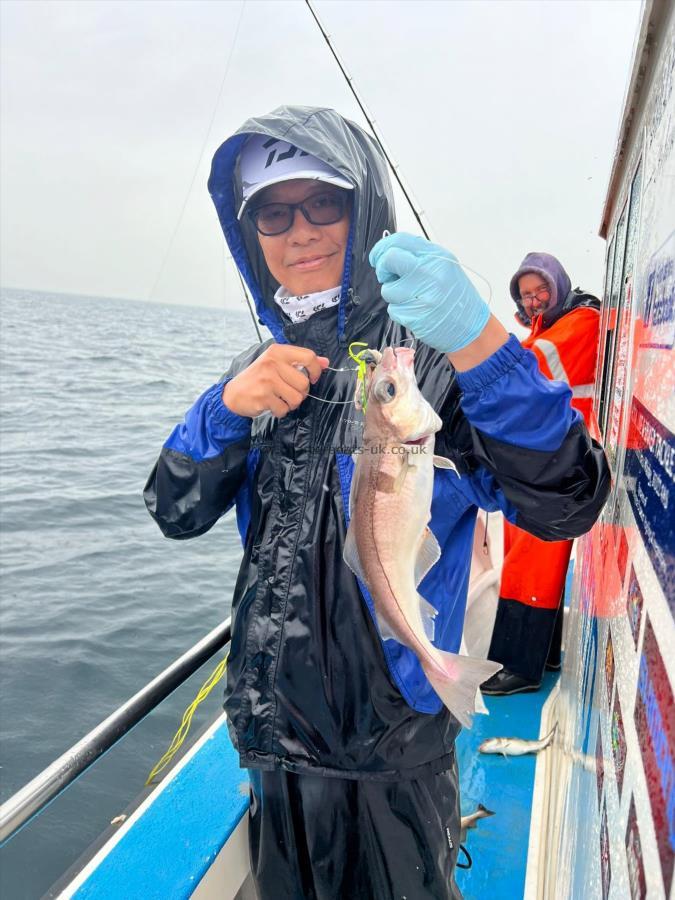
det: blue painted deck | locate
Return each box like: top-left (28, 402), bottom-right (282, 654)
top-left (455, 671), bottom-right (558, 899)
top-left (71, 722), bottom-right (249, 900)
top-left (455, 561), bottom-right (571, 897)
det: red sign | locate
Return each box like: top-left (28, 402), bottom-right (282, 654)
top-left (626, 567), bottom-right (644, 650)
top-left (596, 726), bottom-right (605, 809)
top-left (605, 628), bottom-right (615, 703)
top-left (634, 616), bottom-right (675, 893)
top-left (611, 691), bottom-right (627, 799)
top-left (600, 798), bottom-right (611, 900)
top-left (617, 527), bottom-right (629, 584)
top-left (625, 794), bottom-right (647, 899)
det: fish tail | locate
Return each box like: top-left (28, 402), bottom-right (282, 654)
top-left (477, 804), bottom-right (495, 817)
top-left (541, 722), bottom-right (558, 748)
top-left (424, 653), bottom-right (502, 729)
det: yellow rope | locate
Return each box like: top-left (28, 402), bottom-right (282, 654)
top-left (145, 654), bottom-right (228, 786)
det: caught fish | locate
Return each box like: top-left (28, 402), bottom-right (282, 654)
top-left (343, 345), bottom-right (502, 728)
top-left (460, 803), bottom-right (495, 843)
top-left (478, 724), bottom-right (557, 757)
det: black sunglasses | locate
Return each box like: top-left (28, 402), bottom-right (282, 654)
top-left (248, 189), bottom-right (350, 236)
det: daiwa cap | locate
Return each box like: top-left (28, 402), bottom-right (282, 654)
top-left (237, 133), bottom-right (353, 219)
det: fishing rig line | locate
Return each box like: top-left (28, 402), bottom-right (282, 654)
top-left (302, 10), bottom-right (495, 307)
top-left (304, 0), bottom-right (431, 242)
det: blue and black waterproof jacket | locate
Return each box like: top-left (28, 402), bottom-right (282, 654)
top-left (145, 106), bottom-right (610, 780)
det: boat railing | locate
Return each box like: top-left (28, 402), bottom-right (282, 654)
top-left (0, 617), bottom-right (232, 846)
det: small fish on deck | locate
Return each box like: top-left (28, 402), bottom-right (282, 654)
top-left (460, 803), bottom-right (495, 843)
top-left (478, 724), bottom-right (557, 757)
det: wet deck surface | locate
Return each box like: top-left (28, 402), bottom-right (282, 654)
top-left (455, 671), bottom-right (559, 899)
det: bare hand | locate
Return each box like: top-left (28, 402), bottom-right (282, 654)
top-left (222, 345), bottom-right (330, 418)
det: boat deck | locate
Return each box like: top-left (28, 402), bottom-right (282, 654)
top-left (455, 670), bottom-right (559, 899)
top-left (59, 564), bottom-right (572, 898)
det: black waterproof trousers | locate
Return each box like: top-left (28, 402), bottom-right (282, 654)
top-left (247, 762), bottom-right (463, 900)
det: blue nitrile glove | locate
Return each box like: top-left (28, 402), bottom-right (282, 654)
top-left (369, 232), bottom-right (490, 353)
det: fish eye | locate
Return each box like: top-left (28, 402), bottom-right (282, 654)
top-left (375, 379), bottom-right (397, 403)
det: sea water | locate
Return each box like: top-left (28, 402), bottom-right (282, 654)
top-left (0, 287), bottom-right (261, 898)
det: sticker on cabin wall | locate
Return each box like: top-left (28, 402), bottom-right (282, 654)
top-left (626, 567), bottom-right (644, 649)
top-left (596, 725), bottom-right (605, 808)
top-left (581, 614), bottom-right (599, 756)
top-left (604, 628), bottom-right (615, 704)
top-left (578, 531), bottom-right (597, 617)
top-left (625, 794), bottom-right (647, 900)
top-left (611, 690), bottom-right (627, 799)
top-left (600, 797), bottom-right (612, 900)
top-left (634, 616), bottom-right (675, 894)
top-left (624, 398), bottom-right (675, 611)
top-left (617, 527), bottom-right (629, 584)
top-left (608, 277), bottom-right (635, 455)
top-left (639, 231), bottom-right (674, 351)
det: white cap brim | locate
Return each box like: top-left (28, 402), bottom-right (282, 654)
top-left (237, 172), bottom-right (353, 220)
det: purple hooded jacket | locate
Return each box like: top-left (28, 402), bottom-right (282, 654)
top-left (510, 252), bottom-right (598, 328)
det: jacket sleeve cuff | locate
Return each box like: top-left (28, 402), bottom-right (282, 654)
top-left (163, 381), bottom-right (252, 461)
top-left (205, 381), bottom-right (252, 442)
top-left (455, 333), bottom-right (526, 393)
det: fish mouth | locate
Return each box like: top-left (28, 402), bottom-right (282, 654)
top-left (403, 433), bottom-right (434, 447)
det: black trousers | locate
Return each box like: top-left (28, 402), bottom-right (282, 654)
top-left (488, 595), bottom-right (564, 682)
top-left (248, 762), bottom-right (463, 900)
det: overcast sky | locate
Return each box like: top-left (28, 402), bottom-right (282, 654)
top-left (1, 0), bottom-right (641, 328)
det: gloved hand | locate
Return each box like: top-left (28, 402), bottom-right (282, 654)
top-left (369, 232), bottom-right (490, 354)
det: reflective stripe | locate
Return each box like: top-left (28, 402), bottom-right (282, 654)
top-left (533, 338), bottom-right (569, 384)
top-left (571, 383), bottom-right (594, 399)
top-left (533, 340), bottom-right (595, 400)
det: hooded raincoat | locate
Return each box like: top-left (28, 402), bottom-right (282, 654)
top-left (489, 253), bottom-right (602, 684)
top-left (144, 107), bottom-right (609, 896)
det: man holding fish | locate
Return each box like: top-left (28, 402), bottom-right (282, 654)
top-left (145, 106), bottom-right (610, 899)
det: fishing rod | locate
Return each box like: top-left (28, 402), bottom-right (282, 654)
top-left (234, 261), bottom-right (263, 342)
top-left (304, 0), bottom-right (431, 241)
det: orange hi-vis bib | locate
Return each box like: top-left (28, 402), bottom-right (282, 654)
top-left (500, 306), bottom-right (601, 611)
top-left (524, 306), bottom-right (600, 428)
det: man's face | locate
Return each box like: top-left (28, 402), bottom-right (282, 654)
top-left (253, 179), bottom-right (351, 296)
top-left (518, 272), bottom-right (552, 319)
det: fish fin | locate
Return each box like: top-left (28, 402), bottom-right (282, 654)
top-left (477, 804), bottom-right (495, 817)
top-left (433, 455), bottom-right (459, 475)
top-left (414, 527), bottom-right (441, 586)
top-left (392, 453), bottom-right (410, 494)
top-left (424, 654), bottom-right (502, 729)
top-left (474, 688), bottom-right (489, 716)
top-left (343, 523), bottom-right (369, 587)
top-left (374, 608), bottom-right (399, 642)
top-left (418, 594), bottom-right (438, 642)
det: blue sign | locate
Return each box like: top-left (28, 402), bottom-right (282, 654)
top-left (641, 231), bottom-right (674, 350)
top-left (624, 398), bottom-right (675, 611)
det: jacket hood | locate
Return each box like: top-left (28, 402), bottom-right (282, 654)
top-left (208, 106), bottom-right (396, 343)
top-left (510, 252), bottom-right (572, 328)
